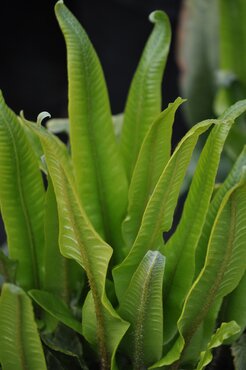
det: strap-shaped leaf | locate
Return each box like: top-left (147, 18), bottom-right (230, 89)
top-left (120, 10), bottom-right (171, 180)
top-left (196, 321), bottom-right (240, 370)
top-left (0, 283), bottom-right (47, 370)
top-left (118, 251), bottom-right (165, 369)
top-left (195, 145), bottom-right (246, 276)
top-left (55, 1), bottom-right (128, 253)
top-left (113, 118), bottom-right (220, 301)
top-left (28, 123), bottom-right (129, 370)
top-left (43, 179), bottom-right (83, 304)
top-left (29, 289), bottom-right (82, 334)
top-left (122, 98), bottom-right (184, 247)
top-left (151, 176), bottom-right (246, 368)
top-left (162, 120), bottom-right (233, 343)
top-left (0, 91), bottom-right (45, 290)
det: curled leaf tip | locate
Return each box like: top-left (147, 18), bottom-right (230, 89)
top-left (149, 10), bottom-right (168, 24)
top-left (37, 111), bottom-right (51, 127)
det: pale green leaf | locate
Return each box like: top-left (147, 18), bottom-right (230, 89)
top-left (0, 91), bottom-right (45, 290)
top-left (120, 10), bottom-right (171, 180)
top-left (46, 118), bottom-right (69, 134)
top-left (43, 179), bottom-right (83, 304)
top-left (122, 98), bottom-right (184, 247)
top-left (0, 283), bottom-right (47, 370)
top-left (55, 2), bottom-right (128, 255)
top-left (118, 251), bottom-right (165, 368)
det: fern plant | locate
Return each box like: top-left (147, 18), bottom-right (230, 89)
top-left (0, 1), bottom-right (246, 370)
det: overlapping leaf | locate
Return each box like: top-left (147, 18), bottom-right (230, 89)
top-left (55, 1), bottom-right (128, 255)
top-left (195, 145), bottom-right (246, 276)
top-left (161, 119), bottom-right (233, 343)
top-left (120, 9), bottom-right (171, 180)
top-left (114, 118), bottom-right (220, 301)
top-left (152, 175), bottom-right (246, 368)
top-left (43, 179), bottom-right (83, 303)
top-left (118, 251), bottom-right (165, 369)
top-left (25, 121), bottom-right (129, 370)
top-left (122, 98), bottom-right (184, 247)
top-left (0, 92), bottom-right (45, 290)
top-left (29, 290), bottom-right (82, 334)
top-left (0, 283), bottom-right (47, 370)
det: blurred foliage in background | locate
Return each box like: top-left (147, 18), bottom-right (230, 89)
top-left (177, 0), bottom-right (246, 165)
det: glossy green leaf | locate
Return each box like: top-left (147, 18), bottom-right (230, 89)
top-left (114, 118), bottom-right (220, 301)
top-left (151, 175), bottom-right (246, 368)
top-left (26, 122), bottom-right (129, 370)
top-left (118, 251), bottom-right (165, 369)
top-left (196, 321), bottom-right (240, 370)
top-left (55, 1), bottom-right (128, 254)
top-left (122, 98), bottom-right (184, 247)
top-left (0, 283), bottom-right (47, 370)
top-left (162, 119), bottom-right (233, 343)
top-left (0, 91), bottom-right (45, 290)
top-left (120, 10), bottom-right (171, 180)
top-left (29, 289), bottom-right (82, 334)
top-left (43, 179), bottom-right (83, 304)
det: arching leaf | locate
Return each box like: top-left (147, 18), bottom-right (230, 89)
top-left (25, 121), bottom-right (129, 370)
top-left (152, 175), bottom-right (246, 368)
top-left (162, 119), bottom-right (233, 343)
top-left (114, 118), bottom-right (220, 301)
top-left (0, 91), bottom-right (45, 290)
top-left (118, 251), bottom-right (165, 368)
top-left (122, 98), bottom-right (184, 247)
top-left (55, 1), bottom-right (128, 257)
top-left (120, 10), bottom-right (171, 180)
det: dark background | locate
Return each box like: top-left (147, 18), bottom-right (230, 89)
top-left (0, 0), bottom-right (186, 241)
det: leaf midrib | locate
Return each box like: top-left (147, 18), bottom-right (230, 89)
top-left (183, 196), bottom-right (237, 346)
top-left (57, 159), bottom-right (109, 369)
top-left (65, 11), bottom-right (111, 244)
top-left (0, 111), bottom-right (39, 288)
